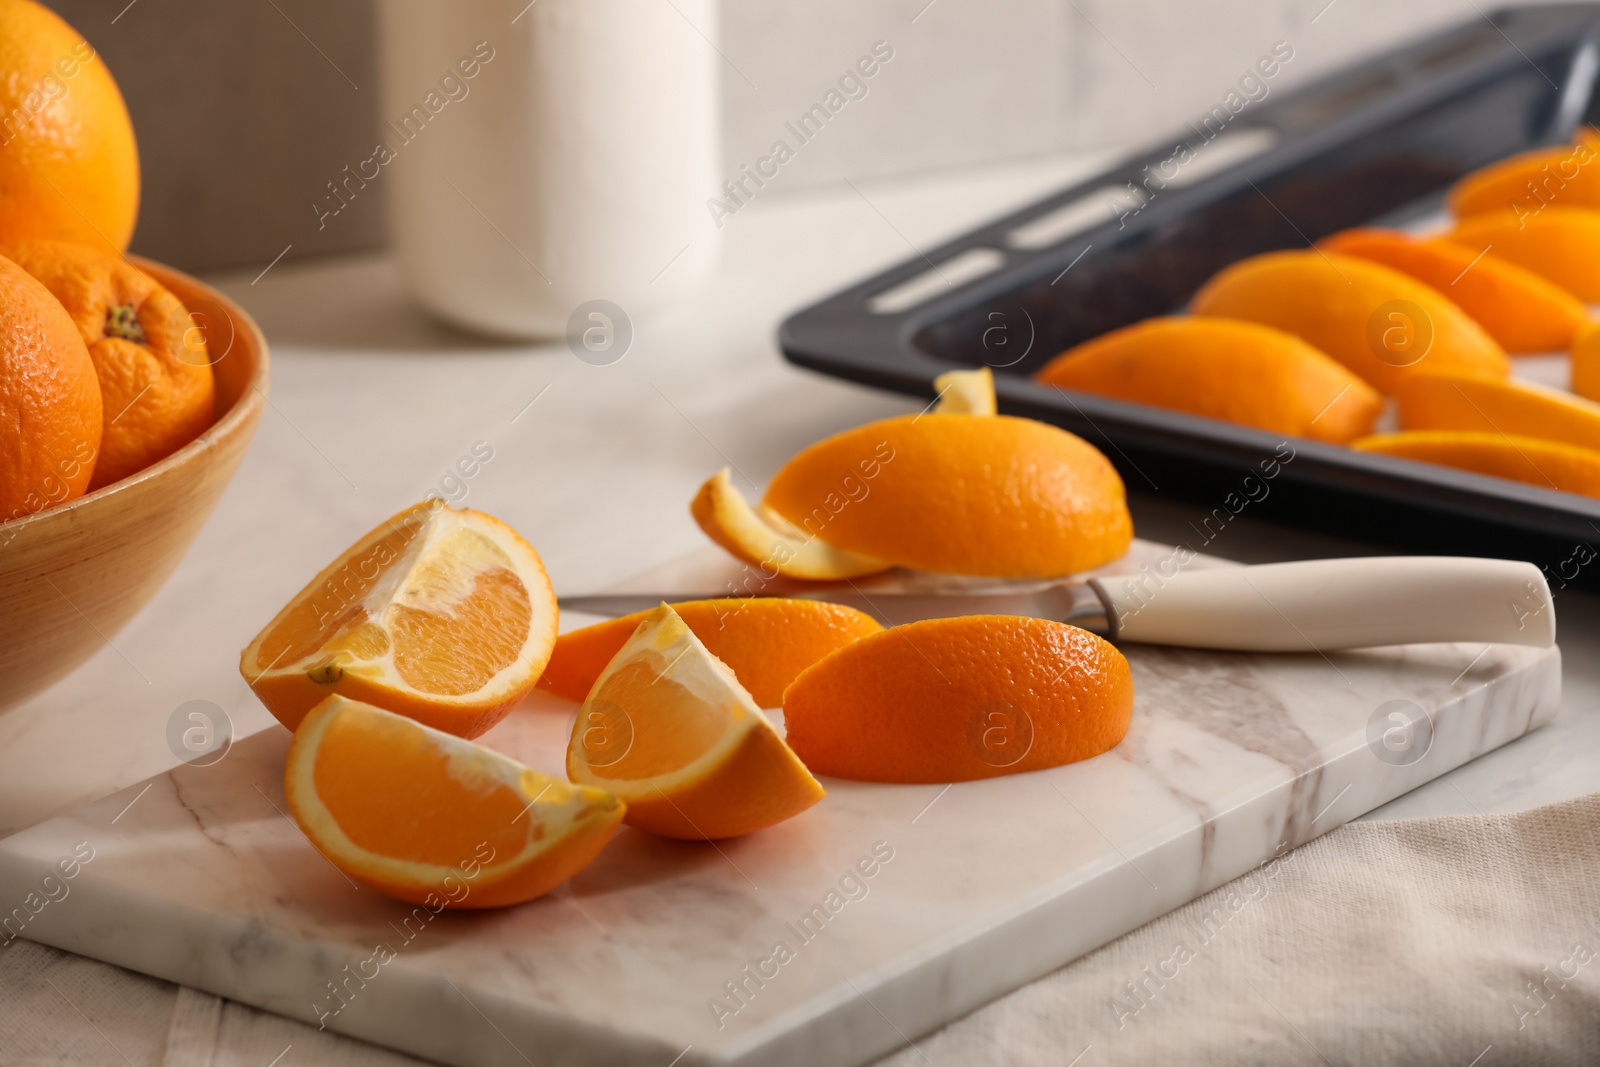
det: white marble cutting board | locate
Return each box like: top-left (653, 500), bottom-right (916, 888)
top-left (0, 542), bottom-right (1562, 1067)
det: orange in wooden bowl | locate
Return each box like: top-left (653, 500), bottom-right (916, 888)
top-left (1352, 430), bottom-right (1600, 498)
top-left (1320, 228), bottom-right (1591, 354)
top-left (0, 0), bottom-right (139, 254)
top-left (1035, 316), bottom-right (1382, 443)
top-left (0, 252), bottom-right (101, 522)
top-left (1190, 249), bottom-right (1509, 394)
top-left (3, 239), bottom-right (214, 488)
top-left (782, 615), bottom-right (1133, 783)
top-left (0, 258), bottom-right (263, 711)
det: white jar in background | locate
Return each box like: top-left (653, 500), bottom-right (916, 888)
top-left (377, 0), bottom-right (721, 339)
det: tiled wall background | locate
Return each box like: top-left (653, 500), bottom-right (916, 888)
top-left (45, 0), bottom-right (1557, 270)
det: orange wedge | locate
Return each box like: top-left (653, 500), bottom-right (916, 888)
top-left (1190, 249), bottom-right (1509, 394)
top-left (241, 501), bottom-right (558, 738)
top-left (1035, 316), bottom-right (1382, 442)
top-left (1319, 228), bottom-right (1591, 354)
top-left (1446, 208), bottom-right (1600, 301)
top-left (783, 615), bottom-right (1134, 783)
top-left (1572, 321), bottom-right (1600, 404)
top-left (1352, 430), bottom-right (1600, 498)
top-left (286, 695), bottom-right (622, 907)
top-left (1394, 368), bottom-right (1600, 450)
top-left (566, 604), bottom-right (825, 840)
top-left (1448, 131), bottom-right (1600, 220)
top-left (539, 598), bottom-right (882, 707)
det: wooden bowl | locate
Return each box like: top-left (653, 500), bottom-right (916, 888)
top-left (0, 258), bottom-right (268, 711)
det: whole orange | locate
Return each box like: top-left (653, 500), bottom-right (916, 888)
top-left (0, 252), bottom-right (102, 521)
top-left (0, 0), bottom-right (139, 253)
top-left (3, 240), bottom-right (212, 488)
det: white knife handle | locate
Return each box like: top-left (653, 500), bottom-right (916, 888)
top-left (1088, 556), bottom-right (1555, 652)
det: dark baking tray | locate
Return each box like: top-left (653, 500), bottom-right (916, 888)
top-left (779, 4), bottom-right (1600, 588)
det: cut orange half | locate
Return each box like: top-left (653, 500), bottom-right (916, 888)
top-left (286, 696), bottom-right (623, 908)
top-left (241, 501), bottom-right (558, 738)
top-left (566, 604), bottom-right (825, 840)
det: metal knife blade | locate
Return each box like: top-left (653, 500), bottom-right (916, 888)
top-left (557, 585), bottom-right (1114, 631)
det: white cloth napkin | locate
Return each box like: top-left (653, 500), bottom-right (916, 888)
top-left (877, 792), bottom-right (1600, 1067)
top-left (2, 793), bottom-right (1597, 1066)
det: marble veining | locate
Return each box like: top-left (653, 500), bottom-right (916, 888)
top-left (0, 543), bottom-right (1563, 1067)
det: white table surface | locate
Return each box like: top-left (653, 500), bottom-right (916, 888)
top-left (1, 146), bottom-right (1597, 903)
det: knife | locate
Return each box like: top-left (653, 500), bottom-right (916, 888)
top-left (557, 556), bottom-right (1556, 652)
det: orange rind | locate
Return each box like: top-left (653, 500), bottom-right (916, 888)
top-left (1446, 207), bottom-right (1600, 302)
top-left (1190, 249), bottom-right (1509, 393)
top-left (1352, 430), bottom-right (1600, 498)
top-left (1036, 315), bottom-right (1382, 442)
top-left (691, 468), bottom-right (893, 581)
top-left (1394, 368), bottom-right (1600, 452)
top-left (782, 614), bottom-right (1134, 783)
top-left (1320, 228), bottom-right (1590, 354)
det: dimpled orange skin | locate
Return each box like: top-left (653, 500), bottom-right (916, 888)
top-left (760, 414), bottom-right (1133, 579)
top-left (1035, 316), bottom-right (1382, 443)
top-left (1352, 431), bottom-right (1600, 498)
top-left (1320, 228), bottom-right (1591, 354)
top-left (1446, 208), bottom-right (1600, 302)
top-left (782, 615), bottom-right (1133, 783)
top-left (0, 253), bottom-right (101, 520)
top-left (538, 598), bottom-right (883, 707)
top-left (0, 0), bottom-right (138, 253)
top-left (1189, 250), bottom-right (1509, 394)
top-left (1448, 132), bottom-right (1600, 220)
top-left (2, 240), bottom-right (213, 488)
